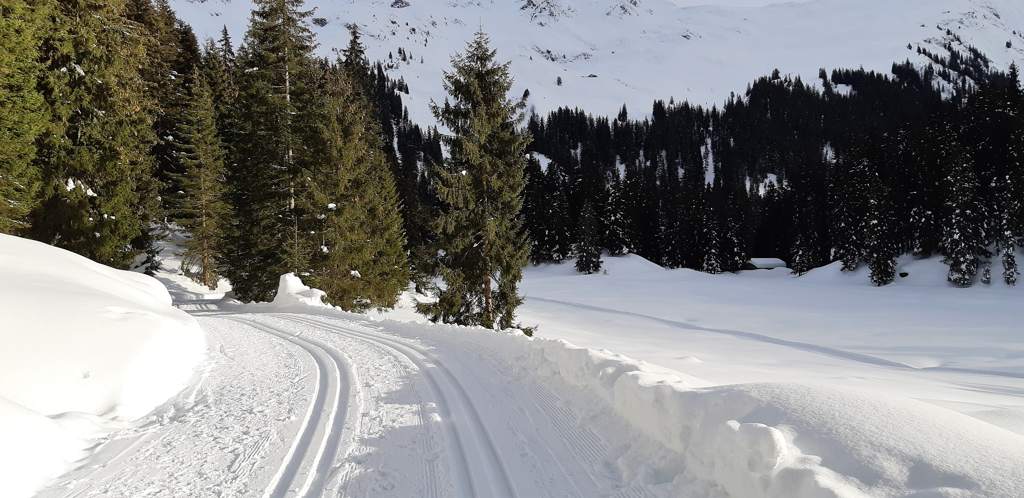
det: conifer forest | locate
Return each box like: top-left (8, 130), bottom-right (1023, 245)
top-left (3, 0), bottom-right (1023, 329)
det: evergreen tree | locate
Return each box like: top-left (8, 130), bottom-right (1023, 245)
top-left (0, 0), bottom-right (48, 233)
top-left (420, 31), bottom-right (531, 330)
top-left (864, 195), bottom-right (897, 286)
top-left (603, 179), bottom-right (631, 255)
top-left (30, 0), bottom-right (160, 268)
top-left (201, 28), bottom-right (240, 156)
top-left (790, 189), bottom-right (820, 276)
top-left (702, 208), bottom-right (723, 274)
top-left (943, 150), bottom-right (983, 287)
top-left (720, 190), bottom-right (748, 272)
top-left (128, 0), bottom-right (201, 219)
top-left (574, 201), bottom-right (602, 274)
top-left (341, 24), bottom-right (370, 89)
top-left (829, 154), bottom-right (866, 271)
top-left (306, 67), bottom-right (409, 310)
top-left (224, 0), bottom-right (317, 301)
top-left (174, 70), bottom-right (229, 289)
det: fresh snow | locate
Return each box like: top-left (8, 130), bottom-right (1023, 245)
top-left (171, 0), bottom-right (1024, 124)
top-left (0, 234), bottom-right (206, 497)
top-left (9, 229), bottom-right (1024, 497)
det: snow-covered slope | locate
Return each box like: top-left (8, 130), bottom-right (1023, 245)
top-left (0, 234), bottom-right (206, 497)
top-left (173, 0), bottom-right (1024, 123)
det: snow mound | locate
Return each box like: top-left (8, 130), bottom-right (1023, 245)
top-left (0, 234), bottom-right (206, 496)
top-left (524, 339), bottom-right (1024, 497)
top-left (271, 273), bottom-right (328, 308)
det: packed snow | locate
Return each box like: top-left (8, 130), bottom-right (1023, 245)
top-left (0, 234), bottom-right (206, 497)
top-left (9, 228), bottom-right (1024, 497)
top-left (172, 0), bottom-right (1024, 124)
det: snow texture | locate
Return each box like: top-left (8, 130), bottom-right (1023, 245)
top-left (0, 234), bottom-right (206, 497)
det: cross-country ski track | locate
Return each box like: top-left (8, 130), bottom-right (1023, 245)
top-left (38, 303), bottom-right (644, 498)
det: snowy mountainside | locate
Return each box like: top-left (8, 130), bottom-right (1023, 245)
top-left (173, 0), bottom-right (1024, 123)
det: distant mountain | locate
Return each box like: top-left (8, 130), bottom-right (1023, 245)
top-left (171, 0), bottom-right (1024, 123)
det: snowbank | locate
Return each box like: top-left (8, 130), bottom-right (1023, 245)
top-left (524, 339), bottom-right (1024, 497)
top-left (0, 234), bottom-right (206, 496)
top-left (371, 318), bottom-right (1024, 498)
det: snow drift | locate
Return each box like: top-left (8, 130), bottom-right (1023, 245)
top-left (405, 326), bottom-right (1024, 498)
top-left (0, 234), bottom-right (206, 496)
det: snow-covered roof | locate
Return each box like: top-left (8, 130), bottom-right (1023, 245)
top-left (748, 258), bottom-right (787, 269)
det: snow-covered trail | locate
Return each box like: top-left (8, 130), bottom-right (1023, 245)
top-left (38, 304), bottom-right (646, 498)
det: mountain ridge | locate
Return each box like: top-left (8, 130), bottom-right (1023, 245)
top-left (171, 0), bottom-right (1024, 124)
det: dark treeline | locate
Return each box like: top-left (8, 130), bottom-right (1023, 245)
top-left (518, 59), bottom-right (1024, 286)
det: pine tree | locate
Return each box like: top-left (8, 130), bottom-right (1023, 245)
top-left (830, 154), bottom-right (866, 272)
top-left (127, 0), bottom-right (202, 227)
top-left (864, 195), bottom-right (896, 286)
top-left (720, 190), bottom-right (748, 272)
top-left (574, 201), bottom-right (602, 274)
top-left (0, 0), bottom-right (48, 233)
top-left (224, 0), bottom-right (317, 301)
top-left (305, 67), bottom-right (409, 310)
top-left (702, 208), bottom-right (723, 274)
top-left (943, 150), bottom-right (983, 288)
top-left (30, 0), bottom-right (160, 268)
top-left (790, 194), bottom-right (820, 276)
top-left (341, 24), bottom-right (370, 90)
top-left (603, 179), bottom-right (631, 255)
top-left (174, 69), bottom-right (230, 289)
top-left (201, 28), bottom-right (240, 156)
top-left (420, 31), bottom-right (531, 330)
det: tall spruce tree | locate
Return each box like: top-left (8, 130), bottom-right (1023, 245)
top-left (603, 179), bottom-right (631, 256)
top-left (574, 200), bottom-right (602, 274)
top-left (224, 0), bottom-right (317, 301)
top-left (702, 206), bottom-right (723, 274)
top-left (943, 149), bottom-right (983, 287)
top-left (864, 195), bottom-right (897, 286)
top-left (830, 154), bottom-right (867, 271)
top-left (30, 0), bottom-right (160, 268)
top-left (175, 69), bottom-right (230, 289)
top-left (0, 0), bottom-right (49, 233)
top-left (420, 31), bottom-right (531, 330)
top-left (128, 0), bottom-right (196, 217)
top-left (305, 66), bottom-right (409, 311)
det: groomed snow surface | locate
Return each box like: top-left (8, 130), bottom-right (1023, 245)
top-left (5, 231), bottom-right (1024, 497)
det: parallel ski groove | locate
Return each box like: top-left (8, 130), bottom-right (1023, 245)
top-left (274, 313), bottom-right (517, 498)
top-left (226, 317), bottom-right (355, 498)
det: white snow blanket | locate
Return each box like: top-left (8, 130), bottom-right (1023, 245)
top-left (0, 234), bottom-right (206, 496)
top-left (368, 318), bottom-right (1024, 497)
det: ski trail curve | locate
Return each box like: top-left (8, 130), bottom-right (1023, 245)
top-left (272, 313), bottom-right (518, 498)
top-left (225, 316), bottom-right (359, 498)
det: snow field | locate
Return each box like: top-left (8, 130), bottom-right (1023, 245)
top-left (361, 314), bottom-right (1024, 497)
top-left (0, 234), bottom-right (207, 497)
